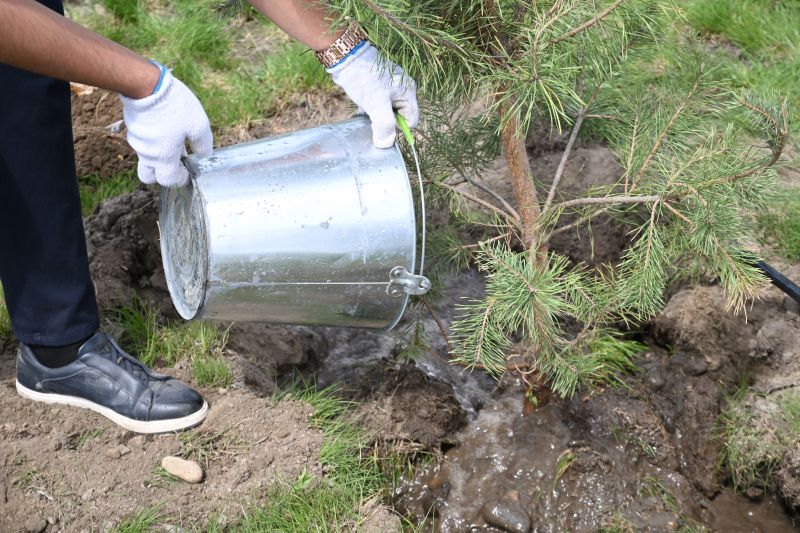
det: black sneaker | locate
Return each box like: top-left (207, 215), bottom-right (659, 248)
top-left (15, 332), bottom-right (208, 434)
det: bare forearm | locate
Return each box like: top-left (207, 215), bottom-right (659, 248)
top-left (247, 0), bottom-right (344, 50)
top-left (0, 0), bottom-right (159, 98)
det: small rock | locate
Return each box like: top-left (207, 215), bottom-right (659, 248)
top-left (24, 515), bottom-right (47, 533)
top-left (104, 447), bottom-right (121, 460)
top-left (128, 435), bottom-right (145, 449)
top-left (218, 388), bottom-right (227, 395)
top-left (81, 488), bottom-right (95, 501)
top-left (117, 444), bottom-right (131, 456)
top-left (481, 501), bottom-right (531, 533)
top-left (161, 456), bottom-right (203, 483)
top-left (46, 517), bottom-right (57, 526)
top-left (745, 485), bottom-right (764, 501)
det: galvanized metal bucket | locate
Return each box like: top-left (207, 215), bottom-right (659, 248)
top-left (159, 116), bottom-right (429, 331)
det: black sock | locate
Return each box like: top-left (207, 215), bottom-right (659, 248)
top-left (30, 334), bottom-right (93, 368)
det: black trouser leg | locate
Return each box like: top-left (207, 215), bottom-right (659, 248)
top-left (0, 0), bottom-right (100, 346)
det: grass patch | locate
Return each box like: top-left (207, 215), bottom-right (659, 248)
top-left (73, 428), bottom-right (107, 450)
top-left (116, 298), bottom-right (228, 369)
top-left (719, 390), bottom-right (800, 491)
top-left (0, 285), bottom-right (13, 342)
top-left (179, 424), bottom-right (248, 470)
top-left (70, 0), bottom-right (332, 129)
top-left (192, 352), bottom-right (233, 388)
top-left (599, 514), bottom-right (635, 533)
top-left (684, 0), bottom-right (800, 133)
top-left (78, 172), bottom-right (138, 216)
top-left (757, 186), bottom-right (800, 262)
top-left (234, 386), bottom-right (385, 531)
top-left (112, 505), bottom-right (168, 533)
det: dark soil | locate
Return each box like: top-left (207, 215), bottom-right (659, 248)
top-left (71, 85), bottom-right (134, 178)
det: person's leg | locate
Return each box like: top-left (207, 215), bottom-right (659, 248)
top-left (3, 0), bottom-right (208, 434)
top-left (0, 2), bottom-right (99, 353)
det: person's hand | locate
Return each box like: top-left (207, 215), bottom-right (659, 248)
top-left (327, 42), bottom-right (418, 148)
top-left (119, 65), bottom-right (213, 187)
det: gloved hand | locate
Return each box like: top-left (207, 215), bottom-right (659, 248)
top-left (119, 64), bottom-right (213, 187)
top-left (327, 42), bottom-right (418, 148)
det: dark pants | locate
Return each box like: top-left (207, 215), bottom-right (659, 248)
top-left (0, 0), bottom-right (100, 346)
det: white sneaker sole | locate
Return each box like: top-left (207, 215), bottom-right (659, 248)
top-left (16, 380), bottom-right (209, 434)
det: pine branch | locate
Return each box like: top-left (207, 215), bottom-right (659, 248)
top-left (434, 181), bottom-right (520, 226)
top-left (542, 82), bottom-right (603, 216)
top-left (630, 77), bottom-right (701, 192)
top-left (550, 0), bottom-right (626, 44)
top-left (552, 194), bottom-right (660, 210)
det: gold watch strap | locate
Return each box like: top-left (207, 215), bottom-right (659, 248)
top-left (316, 20), bottom-right (368, 69)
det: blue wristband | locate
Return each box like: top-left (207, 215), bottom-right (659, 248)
top-left (147, 60), bottom-right (167, 95)
top-left (328, 40), bottom-right (367, 69)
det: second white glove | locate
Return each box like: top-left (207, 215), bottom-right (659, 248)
top-left (120, 65), bottom-right (213, 187)
top-left (327, 42), bottom-right (419, 148)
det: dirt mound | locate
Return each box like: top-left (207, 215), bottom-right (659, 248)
top-left (84, 187), bottom-right (171, 314)
top-left (349, 362), bottom-right (466, 449)
top-left (226, 322), bottom-right (329, 396)
top-left (71, 86), bottom-right (135, 178)
top-left (0, 351), bottom-right (325, 531)
top-left (654, 265), bottom-right (800, 393)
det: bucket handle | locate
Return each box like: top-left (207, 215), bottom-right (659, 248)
top-left (387, 114), bottom-right (431, 298)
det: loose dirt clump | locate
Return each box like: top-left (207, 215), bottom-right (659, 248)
top-left (71, 86), bottom-right (135, 178)
top-left (226, 322), bottom-right (329, 396)
top-left (0, 353), bottom-right (325, 531)
top-left (348, 361), bottom-right (466, 449)
top-left (84, 187), bottom-right (172, 314)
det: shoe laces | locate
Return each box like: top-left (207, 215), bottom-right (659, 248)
top-left (105, 337), bottom-right (151, 384)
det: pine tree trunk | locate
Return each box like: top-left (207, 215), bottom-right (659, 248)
top-left (499, 99), bottom-right (542, 254)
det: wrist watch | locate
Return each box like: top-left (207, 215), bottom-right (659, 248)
top-left (316, 20), bottom-right (368, 69)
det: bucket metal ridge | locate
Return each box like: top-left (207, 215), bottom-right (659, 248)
top-left (159, 116), bottom-right (420, 331)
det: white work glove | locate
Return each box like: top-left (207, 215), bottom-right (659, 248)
top-left (327, 42), bottom-right (419, 148)
top-left (120, 64), bottom-right (213, 187)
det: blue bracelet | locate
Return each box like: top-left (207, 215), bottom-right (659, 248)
top-left (328, 40), bottom-right (367, 69)
top-left (147, 60), bottom-right (168, 95)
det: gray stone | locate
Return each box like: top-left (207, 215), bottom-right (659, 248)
top-left (23, 515), bottom-right (47, 533)
top-left (481, 501), bottom-right (531, 533)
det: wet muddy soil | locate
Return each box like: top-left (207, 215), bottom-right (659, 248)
top-left (389, 270), bottom-right (800, 532)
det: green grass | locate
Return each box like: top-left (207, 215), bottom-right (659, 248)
top-left (684, 0), bottom-right (800, 133)
top-left (192, 352), bottom-right (233, 388)
top-left (757, 186), bottom-right (800, 261)
top-left (74, 428), bottom-right (106, 449)
top-left (116, 298), bottom-right (229, 372)
top-left (78, 172), bottom-right (138, 216)
top-left (0, 285), bottom-right (13, 342)
top-left (599, 514), bottom-right (635, 533)
top-left (234, 386), bottom-right (385, 532)
top-left (112, 505), bottom-right (168, 533)
top-left (719, 390), bottom-right (800, 491)
top-left (70, 0), bottom-right (332, 129)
